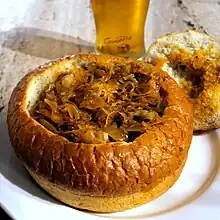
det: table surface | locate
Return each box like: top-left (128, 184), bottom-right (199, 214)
top-left (0, 0), bottom-right (220, 219)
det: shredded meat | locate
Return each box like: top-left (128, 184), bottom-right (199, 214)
top-left (31, 61), bottom-right (168, 144)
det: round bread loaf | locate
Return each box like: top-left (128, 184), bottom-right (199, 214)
top-left (145, 30), bottom-right (220, 131)
top-left (7, 54), bottom-right (194, 212)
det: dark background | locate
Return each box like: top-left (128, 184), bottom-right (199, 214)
top-left (0, 208), bottom-right (12, 220)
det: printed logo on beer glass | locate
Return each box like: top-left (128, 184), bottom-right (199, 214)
top-left (104, 36), bottom-right (132, 44)
top-left (103, 36), bottom-right (132, 54)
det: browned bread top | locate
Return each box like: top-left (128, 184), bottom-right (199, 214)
top-left (7, 54), bottom-right (194, 197)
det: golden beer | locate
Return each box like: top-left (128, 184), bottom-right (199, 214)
top-left (91, 0), bottom-right (150, 59)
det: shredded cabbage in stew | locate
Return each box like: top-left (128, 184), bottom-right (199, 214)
top-left (31, 61), bottom-right (168, 144)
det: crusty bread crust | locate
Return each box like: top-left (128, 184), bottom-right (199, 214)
top-left (7, 54), bottom-right (194, 212)
top-left (26, 157), bottom-right (186, 212)
top-left (145, 30), bottom-right (220, 131)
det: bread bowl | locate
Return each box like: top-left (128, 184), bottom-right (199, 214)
top-left (145, 30), bottom-right (220, 131)
top-left (7, 54), bottom-right (194, 212)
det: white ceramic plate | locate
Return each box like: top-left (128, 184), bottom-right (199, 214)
top-left (0, 112), bottom-right (220, 220)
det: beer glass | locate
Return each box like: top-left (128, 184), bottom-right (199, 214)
top-left (91, 0), bottom-right (150, 59)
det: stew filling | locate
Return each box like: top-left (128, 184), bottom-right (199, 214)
top-left (31, 61), bottom-right (168, 144)
top-left (167, 49), bottom-right (219, 99)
